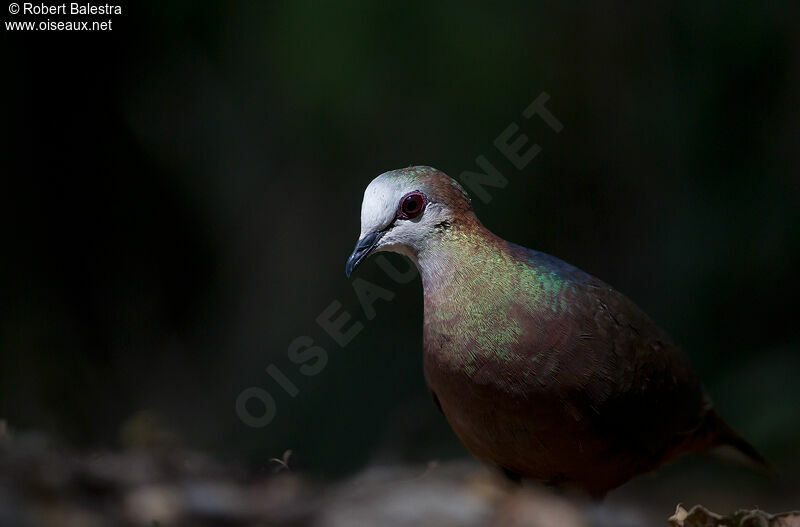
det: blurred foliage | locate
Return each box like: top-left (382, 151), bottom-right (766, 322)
top-left (1, 0), bottom-right (798, 486)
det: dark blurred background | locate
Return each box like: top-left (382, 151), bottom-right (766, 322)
top-left (1, 0), bottom-right (799, 487)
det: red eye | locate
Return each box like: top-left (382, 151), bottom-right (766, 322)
top-left (398, 191), bottom-right (426, 219)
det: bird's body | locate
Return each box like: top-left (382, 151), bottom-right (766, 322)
top-left (420, 223), bottom-right (707, 496)
top-left (347, 166), bottom-right (765, 497)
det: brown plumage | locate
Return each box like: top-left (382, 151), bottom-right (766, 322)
top-left (347, 166), bottom-right (767, 497)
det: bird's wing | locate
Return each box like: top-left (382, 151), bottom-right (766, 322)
top-left (577, 281), bottom-right (708, 460)
top-left (518, 246), bottom-right (710, 463)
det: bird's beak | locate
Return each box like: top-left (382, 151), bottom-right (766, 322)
top-left (346, 231), bottom-right (385, 278)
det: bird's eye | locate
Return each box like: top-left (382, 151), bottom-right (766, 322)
top-left (398, 191), bottom-right (427, 219)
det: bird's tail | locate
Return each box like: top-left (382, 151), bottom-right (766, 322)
top-left (699, 409), bottom-right (772, 474)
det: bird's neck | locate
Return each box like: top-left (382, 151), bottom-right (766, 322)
top-left (412, 217), bottom-right (536, 373)
top-left (413, 218), bottom-right (517, 304)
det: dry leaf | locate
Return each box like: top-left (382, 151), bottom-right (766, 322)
top-left (669, 504), bottom-right (800, 527)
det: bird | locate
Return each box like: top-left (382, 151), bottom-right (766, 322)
top-left (345, 165), bottom-right (767, 498)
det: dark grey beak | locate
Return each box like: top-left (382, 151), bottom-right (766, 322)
top-left (346, 231), bottom-right (385, 278)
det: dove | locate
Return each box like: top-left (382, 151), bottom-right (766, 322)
top-left (346, 166), bottom-right (767, 497)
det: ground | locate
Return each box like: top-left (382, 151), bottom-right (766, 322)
top-left (0, 428), bottom-right (797, 527)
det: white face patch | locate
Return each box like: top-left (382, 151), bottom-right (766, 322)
top-left (358, 174), bottom-right (410, 238)
top-left (354, 168), bottom-right (456, 260)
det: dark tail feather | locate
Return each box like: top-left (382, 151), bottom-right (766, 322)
top-left (703, 410), bottom-right (772, 474)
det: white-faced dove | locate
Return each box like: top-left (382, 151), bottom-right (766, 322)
top-left (346, 166), bottom-right (767, 497)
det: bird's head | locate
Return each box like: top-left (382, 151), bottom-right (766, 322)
top-left (346, 166), bottom-right (473, 277)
